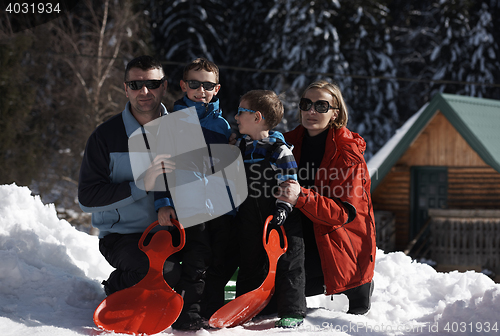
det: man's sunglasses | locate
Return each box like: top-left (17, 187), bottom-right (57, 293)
top-left (126, 78), bottom-right (166, 90)
top-left (185, 80), bottom-right (217, 91)
top-left (299, 98), bottom-right (338, 113)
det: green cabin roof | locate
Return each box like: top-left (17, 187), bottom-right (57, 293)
top-left (367, 93), bottom-right (500, 191)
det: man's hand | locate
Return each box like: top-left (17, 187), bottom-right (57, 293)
top-left (144, 154), bottom-right (175, 192)
top-left (158, 206), bottom-right (176, 226)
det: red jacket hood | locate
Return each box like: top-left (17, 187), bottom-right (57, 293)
top-left (285, 125), bottom-right (366, 168)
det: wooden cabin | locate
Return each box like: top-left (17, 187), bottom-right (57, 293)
top-left (367, 93), bottom-right (500, 276)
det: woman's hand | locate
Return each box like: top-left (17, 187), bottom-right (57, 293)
top-left (275, 179), bottom-right (301, 206)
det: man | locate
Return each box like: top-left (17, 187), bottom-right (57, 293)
top-left (78, 55), bottom-right (177, 297)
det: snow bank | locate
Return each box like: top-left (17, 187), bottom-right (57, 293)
top-left (0, 183), bottom-right (499, 335)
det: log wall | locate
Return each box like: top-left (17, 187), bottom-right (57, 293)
top-left (372, 111), bottom-right (500, 250)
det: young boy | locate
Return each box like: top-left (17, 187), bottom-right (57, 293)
top-left (154, 58), bottom-right (235, 330)
top-left (155, 58), bottom-right (231, 225)
top-left (234, 90), bottom-right (306, 328)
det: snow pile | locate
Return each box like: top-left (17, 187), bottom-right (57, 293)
top-left (0, 183), bottom-right (499, 335)
top-left (0, 184), bottom-right (111, 334)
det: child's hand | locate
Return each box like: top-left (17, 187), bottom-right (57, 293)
top-left (144, 154), bottom-right (175, 192)
top-left (271, 202), bottom-right (293, 226)
top-left (158, 206), bottom-right (176, 226)
top-left (228, 133), bottom-right (237, 145)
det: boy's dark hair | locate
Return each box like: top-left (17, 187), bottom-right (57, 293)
top-left (240, 90), bottom-right (284, 130)
top-left (183, 58), bottom-right (219, 83)
top-left (124, 55), bottom-right (164, 81)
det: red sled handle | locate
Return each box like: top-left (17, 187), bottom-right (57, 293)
top-left (138, 219), bottom-right (185, 254)
top-left (263, 215), bottom-right (287, 254)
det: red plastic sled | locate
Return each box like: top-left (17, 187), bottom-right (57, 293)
top-left (209, 215), bottom-right (287, 328)
top-left (94, 220), bottom-right (185, 335)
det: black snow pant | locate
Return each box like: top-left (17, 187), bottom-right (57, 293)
top-left (170, 222), bottom-right (211, 328)
top-left (200, 214), bottom-right (239, 318)
top-left (236, 200), bottom-right (306, 318)
top-left (99, 229), bottom-right (181, 295)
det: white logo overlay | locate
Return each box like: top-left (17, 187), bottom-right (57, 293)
top-left (129, 107), bottom-right (248, 228)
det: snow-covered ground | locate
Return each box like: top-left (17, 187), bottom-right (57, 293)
top-left (1, 183), bottom-right (499, 335)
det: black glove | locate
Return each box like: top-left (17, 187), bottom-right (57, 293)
top-left (270, 201), bottom-right (293, 226)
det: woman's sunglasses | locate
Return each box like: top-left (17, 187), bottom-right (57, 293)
top-left (299, 98), bottom-right (338, 113)
top-left (185, 80), bottom-right (217, 91)
top-left (126, 78), bottom-right (166, 90)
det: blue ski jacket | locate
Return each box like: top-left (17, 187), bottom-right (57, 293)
top-left (174, 95), bottom-right (232, 144)
top-left (154, 95), bottom-right (232, 211)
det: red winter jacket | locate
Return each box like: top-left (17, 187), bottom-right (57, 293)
top-left (285, 125), bottom-right (376, 294)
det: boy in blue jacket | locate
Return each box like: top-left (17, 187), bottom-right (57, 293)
top-left (154, 58), bottom-right (235, 330)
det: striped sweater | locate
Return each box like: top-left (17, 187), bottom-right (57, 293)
top-left (236, 130), bottom-right (298, 185)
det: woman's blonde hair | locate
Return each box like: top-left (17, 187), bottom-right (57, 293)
top-left (298, 80), bottom-right (348, 129)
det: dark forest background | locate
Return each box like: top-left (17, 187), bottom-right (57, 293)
top-left (1, 0), bottom-right (499, 228)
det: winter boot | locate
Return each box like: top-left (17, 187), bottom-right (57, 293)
top-left (275, 314), bottom-right (304, 328)
top-left (344, 280), bottom-right (374, 315)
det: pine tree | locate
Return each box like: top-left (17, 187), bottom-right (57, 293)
top-left (425, 0), bottom-right (480, 97)
top-left (465, 1), bottom-right (500, 98)
top-left (388, 0), bottom-right (442, 121)
top-left (337, 0), bottom-right (398, 159)
top-left (146, 0), bottom-right (231, 90)
top-left (144, 0), bottom-right (500, 157)
top-left (222, 0), bottom-right (277, 117)
top-left (224, 0), bottom-right (350, 132)
top-left (224, 0), bottom-right (402, 157)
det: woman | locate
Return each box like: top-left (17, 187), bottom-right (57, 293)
top-left (277, 80), bottom-right (376, 314)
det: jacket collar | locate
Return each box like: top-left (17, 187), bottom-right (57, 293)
top-left (285, 125), bottom-right (366, 167)
top-left (240, 130), bottom-right (290, 148)
top-left (122, 102), bottom-right (168, 138)
top-left (181, 95), bottom-right (220, 120)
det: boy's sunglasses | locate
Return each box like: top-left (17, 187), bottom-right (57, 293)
top-left (126, 78), bottom-right (166, 90)
top-left (237, 107), bottom-right (265, 119)
top-left (299, 98), bottom-right (338, 113)
top-left (185, 80), bottom-right (217, 91)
